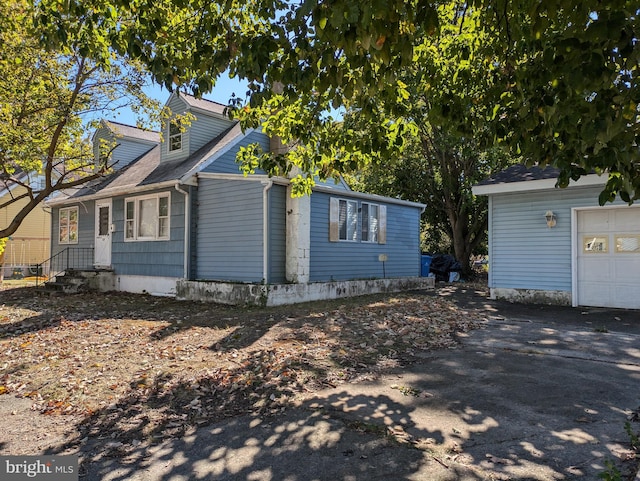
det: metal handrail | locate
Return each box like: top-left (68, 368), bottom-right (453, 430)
top-left (35, 247), bottom-right (94, 287)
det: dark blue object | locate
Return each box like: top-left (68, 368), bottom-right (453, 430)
top-left (420, 255), bottom-right (432, 277)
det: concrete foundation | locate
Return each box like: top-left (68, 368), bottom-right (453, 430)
top-left (83, 270), bottom-right (118, 292)
top-left (490, 287), bottom-right (572, 306)
top-left (177, 277), bottom-right (436, 306)
top-left (116, 275), bottom-right (177, 297)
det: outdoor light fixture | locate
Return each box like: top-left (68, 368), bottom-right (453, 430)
top-left (545, 210), bottom-right (557, 228)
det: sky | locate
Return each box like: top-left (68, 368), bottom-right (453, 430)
top-left (104, 73), bottom-right (249, 128)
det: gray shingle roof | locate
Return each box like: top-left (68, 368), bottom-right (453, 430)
top-left (179, 94), bottom-right (227, 116)
top-left (476, 164), bottom-right (560, 186)
top-left (103, 121), bottom-right (160, 144)
top-left (60, 122), bottom-right (243, 202)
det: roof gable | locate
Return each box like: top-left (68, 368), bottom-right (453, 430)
top-left (167, 91), bottom-right (227, 117)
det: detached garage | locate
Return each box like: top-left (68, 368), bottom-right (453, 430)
top-left (473, 165), bottom-right (640, 309)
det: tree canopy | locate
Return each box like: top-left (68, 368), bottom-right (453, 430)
top-left (32, 0), bottom-right (640, 202)
top-left (0, 0), bottom-right (159, 239)
top-left (347, 4), bottom-right (517, 273)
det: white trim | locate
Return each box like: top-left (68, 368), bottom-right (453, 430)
top-left (472, 173), bottom-right (606, 196)
top-left (58, 206), bottom-right (79, 245)
top-left (488, 195), bottom-right (494, 288)
top-left (174, 184), bottom-right (190, 280)
top-left (46, 180), bottom-right (179, 207)
top-left (167, 121), bottom-right (184, 154)
top-left (124, 192), bottom-right (171, 242)
top-left (262, 180), bottom-right (273, 281)
top-left (94, 200), bottom-right (112, 268)
top-left (571, 207), bottom-right (578, 307)
top-left (195, 172), bottom-right (287, 183)
top-left (313, 184), bottom-right (426, 210)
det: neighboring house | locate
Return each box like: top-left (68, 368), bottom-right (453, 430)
top-left (473, 164), bottom-right (640, 309)
top-left (46, 93), bottom-right (429, 305)
top-left (0, 173), bottom-right (50, 278)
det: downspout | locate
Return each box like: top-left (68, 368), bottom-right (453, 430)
top-left (175, 184), bottom-right (190, 280)
top-left (261, 180), bottom-right (273, 282)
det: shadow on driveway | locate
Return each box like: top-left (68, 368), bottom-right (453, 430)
top-left (76, 284), bottom-right (640, 480)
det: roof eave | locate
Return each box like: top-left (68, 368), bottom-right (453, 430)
top-left (472, 173), bottom-right (607, 196)
top-left (312, 184), bottom-right (426, 209)
top-left (45, 179), bottom-right (180, 207)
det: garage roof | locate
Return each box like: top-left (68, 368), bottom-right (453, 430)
top-left (473, 164), bottom-right (605, 196)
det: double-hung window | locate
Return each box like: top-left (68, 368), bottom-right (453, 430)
top-left (168, 121), bottom-right (182, 152)
top-left (361, 202), bottom-right (380, 242)
top-left (337, 199), bottom-right (358, 241)
top-left (59, 207), bottom-right (78, 244)
top-left (125, 193), bottom-right (170, 241)
top-left (329, 197), bottom-right (386, 243)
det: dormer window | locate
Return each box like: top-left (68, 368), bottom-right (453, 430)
top-left (168, 121), bottom-right (182, 152)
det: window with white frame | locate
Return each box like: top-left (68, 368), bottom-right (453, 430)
top-left (361, 202), bottom-right (380, 242)
top-left (329, 197), bottom-right (387, 243)
top-left (59, 207), bottom-right (78, 244)
top-left (168, 121), bottom-right (182, 152)
top-left (125, 193), bottom-right (170, 241)
top-left (338, 199), bottom-right (358, 241)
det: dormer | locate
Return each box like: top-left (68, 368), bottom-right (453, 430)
top-left (93, 120), bottom-right (160, 171)
top-left (162, 92), bottom-right (236, 163)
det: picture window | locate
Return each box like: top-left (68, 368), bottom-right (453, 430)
top-left (125, 193), bottom-right (171, 241)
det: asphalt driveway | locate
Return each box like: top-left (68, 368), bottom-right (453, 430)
top-left (81, 285), bottom-right (640, 480)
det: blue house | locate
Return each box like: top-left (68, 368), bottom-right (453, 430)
top-left (46, 93), bottom-right (430, 305)
top-left (473, 164), bottom-right (640, 309)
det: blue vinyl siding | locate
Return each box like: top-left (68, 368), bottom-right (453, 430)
top-left (111, 190), bottom-right (185, 277)
top-left (203, 130), bottom-right (270, 174)
top-left (50, 202), bottom-right (95, 267)
top-left (163, 95), bottom-right (190, 163)
top-left (196, 178), bottom-right (264, 282)
top-left (188, 112), bottom-right (234, 154)
top-left (309, 191), bottom-right (421, 281)
top-left (92, 129), bottom-right (109, 162)
top-left (489, 185), bottom-right (625, 292)
top-left (93, 127), bottom-right (155, 171)
top-left (268, 184), bottom-right (287, 283)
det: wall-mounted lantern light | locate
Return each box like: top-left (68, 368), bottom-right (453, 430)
top-left (545, 210), bottom-right (557, 228)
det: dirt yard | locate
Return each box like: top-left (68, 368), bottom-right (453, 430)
top-left (0, 283), bottom-right (488, 458)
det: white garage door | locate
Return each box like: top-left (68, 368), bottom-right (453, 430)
top-left (577, 207), bottom-right (640, 309)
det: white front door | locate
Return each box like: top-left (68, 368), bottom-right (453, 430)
top-left (95, 201), bottom-right (112, 267)
top-left (576, 207), bottom-right (640, 309)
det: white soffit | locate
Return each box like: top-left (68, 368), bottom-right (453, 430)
top-left (472, 173), bottom-right (606, 196)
